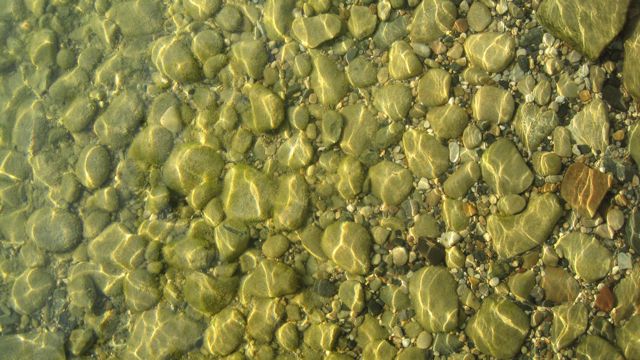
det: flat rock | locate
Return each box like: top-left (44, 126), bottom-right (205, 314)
top-left (472, 85), bottom-right (515, 126)
top-left (537, 0), bottom-right (630, 60)
top-left (624, 21), bottom-right (640, 101)
top-left (551, 302), bottom-right (588, 351)
top-left (222, 164), bottom-right (273, 222)
top-left (542, 266), bottom-right (580, 304)
top-left (568, 99), bottom-right (609, 153)
top-left (464, 32), bottom-right (515, 73)
top-left (465, 296), bottom-right (529, 359)
top-left (409, 0), bottom-right (456, 43)
top-left (292, 14), bottom-right (342, 48)
top-left (487, 193), bottom-right (562, 258)
top-left (480, 138), bottom-right (533, 196)
top-left (417, 68), bottom-right (451, 107)
top-left (373, 83), bottom-right (412, 121)
top-left (369, 160), bottom-right (413, 206)
top-left (245, 259), bottom-right (301, 297)
top-left (409, 266), bottom-right (458, 332)
top-left (321, 221), bottom-right (372, 275)
top-left (402, 128), bottom-right (449, 179)
top-left (428, 103), bottom-right (468, 140)
top-left (514, 102), bottom-right (559, 152)
top-left (560, 162), bottom-right (612, 218)
top-left (616, 315), bottom-right (640, 359)
top-left (388, 40), bottom-right (422, 80)
top-left (576, 335), bottom-right (625, 360)
top-left (555, 232), bottom-right (613, 282)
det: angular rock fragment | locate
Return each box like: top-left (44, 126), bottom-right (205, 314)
top-left (551, 302), bottom-right (588, 351)
top-left (560, 162), bottom-right (612, 218)
top-left (222, 164), bottom-right (273, 222)
top-left (243, 83), bottom-right (285, 133)
top-left (310, 53), bottom-right (349, 106)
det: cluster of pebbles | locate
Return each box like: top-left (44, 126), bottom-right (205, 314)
top-left (1, 0), bottom-right (640, 359)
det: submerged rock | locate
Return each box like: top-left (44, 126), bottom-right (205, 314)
top-left (560, 163), bottom-right (612, 218)
top-left (551, 302), bottom-right (588, 351)
top-left (464, 33), bottom-right (515, 73)
top-left (555, 232), bottom-right (613, 282)
top-left (292, 14), bottom-right (342, 49)
top-left (321, 221), bottom-right (372, 275)
top-left (480, 138), bottom-right (533, 196)
top-left (409, 266), bottom-right (458, 332)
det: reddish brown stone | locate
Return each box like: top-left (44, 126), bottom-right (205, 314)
top-left (595, 286), bottom-right (614, 313)
top-left (560, 163), bottom-right (613, 218)
top-left (541, 266), bottom-right (580, 304)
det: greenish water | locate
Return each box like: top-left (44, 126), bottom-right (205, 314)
top-left (1, 0), bottom-right (640, 359)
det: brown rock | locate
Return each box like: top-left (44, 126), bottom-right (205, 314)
top-left (542, 266), bottom-right (580, 304)
top-left (595, 286), bottom-right (614, 313)
top-left (560, 163), bottom-right (612, 218)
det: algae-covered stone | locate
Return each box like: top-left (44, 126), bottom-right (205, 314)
top-left (373, 83), bottom-right (412, 121)
top-left (568, 98), bottom-right (609, 153)
top-left (442, 197), bottom-right (468, 231)
top-left (542, 266), bottom-right (581, 304)
top-left (536, 0), bottom-right (630, 60)
top-left (231, 40), bottom-right (268, 79)
top-left (388, 40), bottom-right (422, 80)
top-left (245, 259), bottom-right (300, 297)
top-left (162, 143), bottom-right (223, 195)
top-left (532, 151), bottom-right (562, 176)
top-left (362, 340), bottom-right (396, 360)
top-left (107, 0), bottom-right (163, 37)
top-left (402, 129), bottom-right (449, 179)
top-left (192, 30), bottom-right (224, 63)
top-left (443, 161), bottom-right (481, 199)
top-left (576, 335), bottom-right (625, 360)
top-left (152, 36), bottom-right (202, 83)
top-left (409, 266), bottom-right (458, 332)
top-left (464, 33), bottom-right (515, 73)
top-left (427, 103), bottom-right (468, 140)
top-left (61, 97), bottom-right (97, 133)
top-left (348, 5), bottom-right (377, 39)
top-left (129, 125), bottom-right (174, 166)
top-left (555, 232), bottom-right (613, 282)
top-left (29, 29), bottom-right (57, 68)
top-left (616, 315), bottom-right (640, 359)
top-left (417, 68), bottom-right (451, 107)
top-left (277, 322), bottom-right (300, 351)
top-left (321, 110), bottom-right (344, 146)
top-left (496, 194), bottom-right (527, 216)
top-left (222, 164), bottom-right (272, 222)
top-left (88, 223), bottom-right (147, 272)
top-left (626, 209), bottom-right (640, 253)
top-left (183, 0), bottom-right (221, 21)
top-left (336, 156), bottom-right (365, 200)
top-left (94, 91), bottom-right (145, 149)
top-left (214, 5), bottom-right (243, 32)
top-left (304, 322), bottom-right (340, 351)
top-left (321, 221), bottom-right (372, 275)
top-left (551, 302), bottom-right (588, 351)
top-left (513, 103), bottom-right (559, 152)
top-left (11, 267), bottom-right (54, 315)
top-left (480, 138), bottom-right (533, 195)
top-left (369, 160), bottom-right (413, 206)
top-left (276, 133), bottom-right (314, 169)
top-left (292, 14), bottom-right (342, 48)
top-left (264, 0), bottom-right (295, 41)
top-left (163, 235), bottom-right (215, 270)
top-left (123, 269), bottom-right (160, 312)
top-left (0, 331), bottom-right (65, 360)
top-left (624, 22), bottom-right (640, 101)
top-left (244, 83), bottom-right (285, 133)
top-left (487, 193), bottom-right (562, 258)
top-left (214, 219), bottom-right (250, 262)
top-left (467, 1), bottom-right (491, 32)
top-left (125, 304), bottom-right (203, 360)
top-left (409, 0), bottom-right (456, 43)
top-left (204, 307), bottom-right (246, 356)
top-left (0, 150), bottom-right (31, 181)
top-left (346, 56), bottom-right (378, 88)
top-left (311, 53), bottom-right (349, 106)
top-left (246, 298), bottom-right (285, 343)
top-left (373, 15), bottom-right (409, 50)
top-left (262, 234), bottom-right (289, 258)
top-left (340, 103), bottom-right (377, 157)
top-left (273, 173), bottom-right (309, 230)
top-left (27, 207), bottom-right (82, 253)
top-left (472, 85), bottom-right (515, 126)
top-left (508, 269), bottom-right (535, 301)
top-left (184, 272), bottom-right (239, 315)
top-left (339, 280), bottom-right (366, 314)
top-left (466, 296), bottom-right (529, 359)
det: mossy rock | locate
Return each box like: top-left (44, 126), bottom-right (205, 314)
top-left (27, 207), bottom-right (82, 253)
top-left (152, 36), bottom-right (202, 83)
top-left (163, 235), bottom-right (215, 270)
top-left (321, 221), bottom-right (372, 275)
top-left (11, 267), bottom-right (54, 315)
top-left (162, 143), bottom-right (223, 196)
top-left (123, 269), bottom-right (160, 312)
top-left (93, 90), bottom-right (145, 149)
top-left (184, 271), bottom-right (239, 315)
top-left (273, 173), bottom-right (309, 230)
top-left (204, 307), bottom-right (246, 356)
top-left (214, 219), bottom-right (250, 262)
top-left (245, 259), bottom-right (300, 298)
top-left (128, 125), bottom-right (174, 165)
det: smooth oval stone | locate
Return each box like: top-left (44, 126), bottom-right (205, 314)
top-left (514, 103), bottom-right (559, 152)
top-left (75, 144), bottom-right (111, 190)
top-left (427, 103), bottom-right (468, 140)
top-left (191, 30), bottom-right (224, 63)
top-left (466, 296), bottom-right (529, 359)
top-left (123, 269), bottom-right (160, 312)
top-left (347, 5), bottom-right (377, 39)
top-left (472, 85), bottom-right (515, 126)
top-left (231, 39), bottom-right (268, 79)
top-left (183, 0), bottom-right (221, 21)
top-left (214, 5), bottom-right (243, 32)
top-left (536, 0), bottom-right (630, 60)
top-left (336, 156), bottom-right (365, 200)
top-left (29, 29), bottom-right (57, 68)
top-left (373, 83), bottom-right (412, 121)
top-left (442, 197), bottom-right (468, 231)
top-left (264, 0), bottom-right (295, 41)
top-left (487, 193), bottom-right (563, 258)
top-left (292, 53), bottom-right (312, 77)
top-left (163, 235), bottom-right (215, 270)
top-left (262, 234), bottom-right (289, 258)
top-left (276, 133), bottom-right (314, 169)
top-left (61, 97), bottom-right (97, 133)
top-left (162, 143), bottom-right (223, 195)
top-left (443, 161), bottom-right (481, 199)
top-left (321, 221), bottom-right (372, 275)
top-left (409, 266), bottom-right (458, 332)
top-left (13, 103), bottom-right (47, 154)
top-left (340, 103), bottom-right (377, 157)
top-left (551, 302), bottom-right (588, 351)
top-left (480, 138), bottom-right (533, 196)
top-left (508, 270), bottom-right (536, 301)
top-left (246, 298), bottom-right (285, 342)
top-left (243, 83), bottom-right (285, 133)
top-left (310, 53), bottom-right (349, 106)
top-left (388, 40), bottom-right (422, 80)
top-left (204, 307), bottom-right (246, 356)
top-left (184, 272), bottom-right (238, 315)
top-left (214, 219), bottom-right (250, 262)
top-left (409, 0), bottom-right (456, 43)
top-left (369, 160), bottom-right (413, 206)
top-left (11, 267), bottom-right (55, 314)
top-left (222, 164), bottom-right (273, 222)
top-left (567, 98), bottom-right (609, 153)
top-left (129, 125), bottom-right (174, 165)
top-left (496, 194), bottom-right (526, 216)
top-left (464, 32), bottom-right (515, 73)
top-left (467, 1), bottom-right (491, 32)
top-left (304, 322), bottom-right (340, 351)
top-left (576, 335), bottom-right (625, 360)
top-left (417, 68), bottom-right (451, 107)
top-left (321, 110), bottom-right (344, 146)
top-left (532, 151), bottom-right (562, 176)
top-left (93, 91), bottom-right (145, 149)
top-left (402, 129), bottom-right (449, 179)
top-left (555, 232), bottom-right (613, 282)
top-left (276, 322), bottom-right (300, 351)
top-left (245, 259), bottom-right (300, 297)
top-left (292, 14), bottom-right (342, 48)
top-left (27, 207), bottom-right (82, 253)
top-left (152, 36), bottom-right (202, 83)
top-left (346, 56), bottom-right (378, 88)
top-left (273, 173), bottom-right (309, 230)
